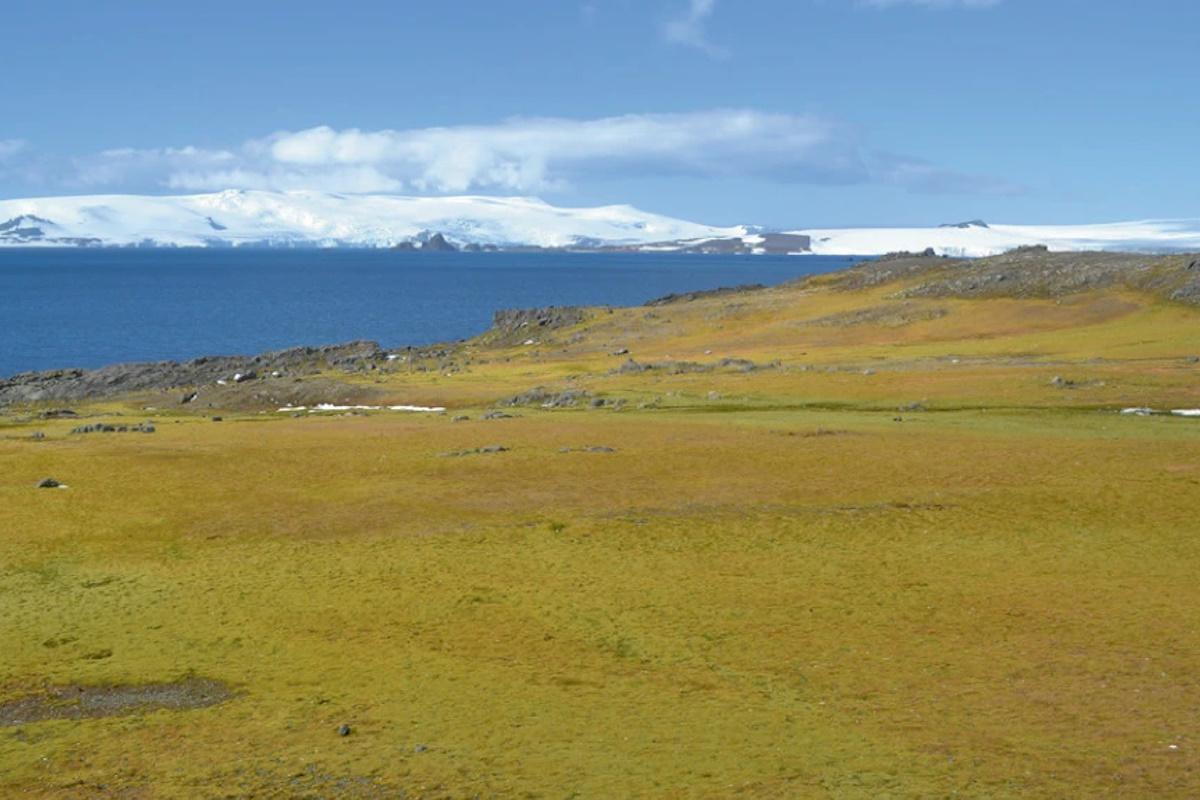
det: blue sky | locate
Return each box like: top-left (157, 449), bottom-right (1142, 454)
top-left (1, 0), bottom-right (1196, 227)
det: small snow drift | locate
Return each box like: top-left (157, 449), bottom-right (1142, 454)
top-left (277, 404), bottom-right (446, 413)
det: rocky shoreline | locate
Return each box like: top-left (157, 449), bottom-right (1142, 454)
top-left (0, 305), bottom-right (589, 408)
top-left (5, 249), bottom-right (1198, 409)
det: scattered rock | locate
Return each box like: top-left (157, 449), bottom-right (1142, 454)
top-left (414, 744), bottom-right (428, 753)
top-left (590, 397), bottom-right (606, 408)
top-left (502, 388), bottom-right (589, 408)
top-left (36, 477), bottom-right (61, 489)
top-left (441, 444), bottom-right (509, 457)
top-left (610, 348), bottom-right (629, 356)
top-left (70, 422), bottom-right (156, 435)
top-left (586, 446), bottom-right (616, 453)
top-left (211, 416), bottom-right (223, 422)
top-left (0, 340), bottom-right (386, 408)
top-left (338, 724), bottom-right (352, 737)
top-left (452, 415), bottom-right (470, 422)
top-left (30, 431), bottom-right (45, 440)
top-left (39, 409), bottom-right (78, 419)
top-left (481, 411), bottom-right (514, 420)
top-left (181, 391), bottom-right (198, 404)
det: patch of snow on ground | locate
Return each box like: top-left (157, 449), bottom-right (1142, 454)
top-left (277, 404), bottom-right (445, 413)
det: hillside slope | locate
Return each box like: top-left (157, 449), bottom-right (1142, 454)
top-left (2, 251), bottom-right (1200, 798)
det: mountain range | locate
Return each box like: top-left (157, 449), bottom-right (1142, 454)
top-left (2, 190), bottom-right (1199, 257)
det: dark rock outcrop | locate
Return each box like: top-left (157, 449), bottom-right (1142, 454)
top-left (482, 306), bottom-right (587, 346)
top-left (0, 341), bottom-right (385, 407)
top-left (421, 233), bottom-right (457, 251)
top-left (501, 388), bottom-right (590, 408)
top-left (877, 248), bottom-right (939, 261)
top-left (817, 250), bottom-right (1200, 305)
top-left (645, 284), bottom-right (767, 306)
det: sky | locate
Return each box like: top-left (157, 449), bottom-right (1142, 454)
top-left (1, 0), bottom-right (1197, 228)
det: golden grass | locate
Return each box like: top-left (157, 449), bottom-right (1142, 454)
top-left (2, 276), bottom-right (1200, 798)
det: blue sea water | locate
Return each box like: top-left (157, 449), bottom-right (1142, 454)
top-left (0, 249), bottom-right (864, 377)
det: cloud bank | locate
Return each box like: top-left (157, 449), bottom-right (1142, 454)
top-left (5, 111), bottom-right (1016, 198)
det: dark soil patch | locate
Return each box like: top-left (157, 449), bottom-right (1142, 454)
top-left (0, 677), bottom-right (234, 726)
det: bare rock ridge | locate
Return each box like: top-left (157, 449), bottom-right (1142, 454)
top-left (0, 341), bottom-right (385, 407)
top-left (822, 249), bottom-right (1200, 303)
top-left (645, 284), bottom-right (769, 306)
top-left (390, 231), bottom-right (459, 252)
top-left (482, 306), bottom-right (588, 347)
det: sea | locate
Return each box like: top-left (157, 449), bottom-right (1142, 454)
top-left (0, 249), bottom-right (865, 378)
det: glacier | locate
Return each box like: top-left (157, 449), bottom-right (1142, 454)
top-left (1, 190), bottom-right (1198, 256)
top-left (792, 219), bottom-right (1200, 258)
top-left (0, 190), bottom-right (746, 249)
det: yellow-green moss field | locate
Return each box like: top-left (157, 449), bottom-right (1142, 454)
top-left (2, 278), bottom-right (1199, 798)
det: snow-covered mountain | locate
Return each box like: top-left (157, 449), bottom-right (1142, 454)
top-left (1, 190), bottom-right (1198, 255)
top-left (0, 190), bottom-right (747, 249)
top-left (791, 219), bottom-right (1200, 258)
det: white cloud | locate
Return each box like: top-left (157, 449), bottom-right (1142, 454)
top-left (256, 112), bottom-right (857, 190)
top-left (148, 111), bottom-right (862, 194)
top-left (6, 110), bottom-right (1014, 198)
top-left (69, 146), bottom-right (237, 190)
top-left (664, 0), bottom-right (727, 58)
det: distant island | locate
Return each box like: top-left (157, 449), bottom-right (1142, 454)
top-left (3, 190), bottom-right (1200, 257)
